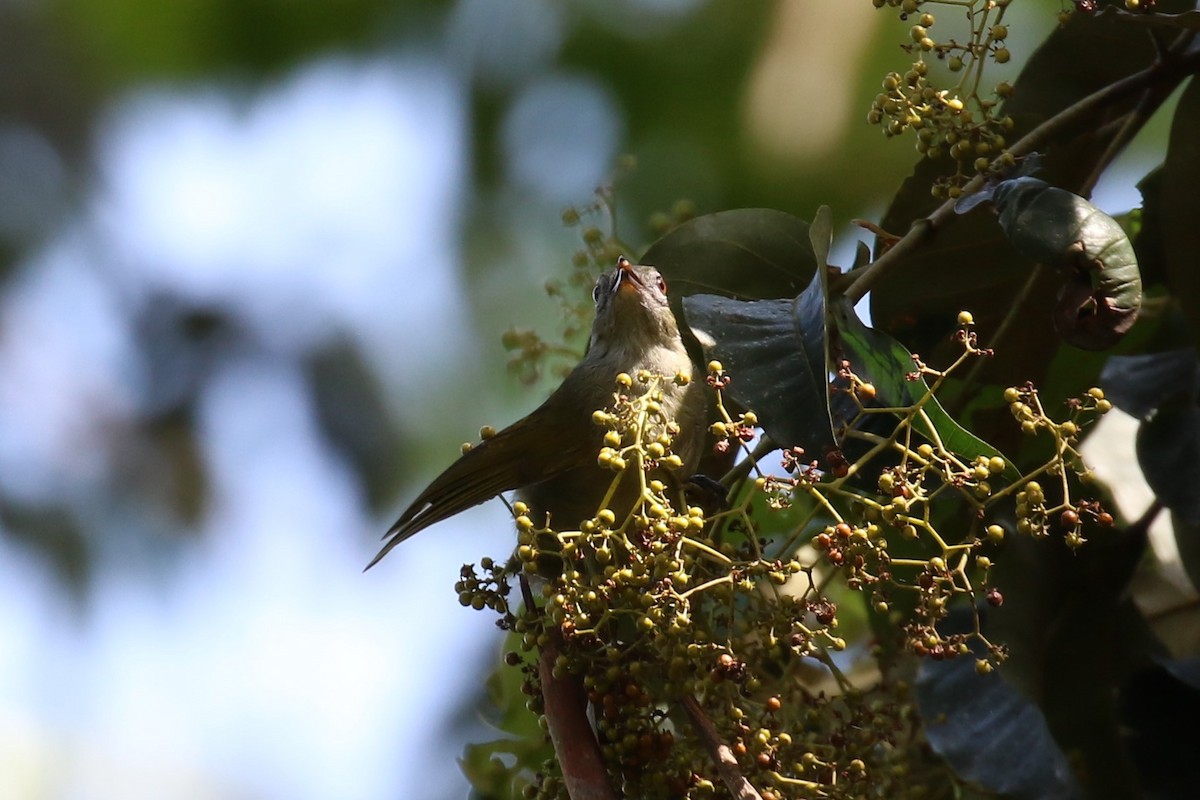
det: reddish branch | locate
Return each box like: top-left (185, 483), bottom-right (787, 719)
top-left (521, 576), bottom-right (615, 800)
top-left (538, 642), bottom-right (615, 800)
top-left (682, 694), bottom-right (764, 800)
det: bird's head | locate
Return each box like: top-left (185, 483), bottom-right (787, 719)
top-left (587, 256), bottom-right (680, 358)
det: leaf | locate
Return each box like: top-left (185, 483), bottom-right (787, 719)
top-left (1101, 349), bottom-right (1200, 529)
top-left (807, 204), bottom-right (833, 271)
top-left (1120, 659), bottom-right (1200, 799)
top-left (1134, 166), bottom-right (1169, 288)
top-left (991, 178), bottom-right (1142, 350)
top-left (831, 299), bottom-right (1019, 481)
top-left (683, 269), bottom-right (835, 453)
top-left (916, 635), bottom-right (1082, 800)
top-left (1137, 399), bottom-right (1200, 528)
top-left (1100, 348), bottom-right (1198, 420)
top-left (1162, 76), bottom-right (1200, 348)
top-left (641, 207), bottom-right (817, 301)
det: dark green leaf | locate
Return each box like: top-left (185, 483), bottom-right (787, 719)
top-left (991, 178), bottom-right (1142, 350)
top-left (1137, 399), bottom-right (1200, 528)
top-left (682, 269), bottom-right (834, 452)
top-left (1134, 167), bottom-right (1169, 288)
top-left (641, 208), bottom-right (816, 301)
top-left (916, 634), bottom-right (1081, 800)
top-left (807, 204), bottom-right (832, 270)
top-left (1120, 659), bottom-right (1200, 800)
top-left (1100, 348), bottom-right (1198, 419)
top-left (988, 527), bottom-right (1158, 800)
top-left (1162, 76), bottom-right (1200, 347)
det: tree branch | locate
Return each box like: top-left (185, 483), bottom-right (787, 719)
top-left (538, 642), bottom-right (615, 800)
top-left (522, 575), bottom-right (616, 800)
top-left (842, 45), bottom-right (1200, 305)
top-left (682, 694), bottom-right (764, 800)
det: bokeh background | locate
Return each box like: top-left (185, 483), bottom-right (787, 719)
top-left (0, 1), bottom-right (1176, 798)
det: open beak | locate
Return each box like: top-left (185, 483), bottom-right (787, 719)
top-left (613, 255), bottom-right (641, 294)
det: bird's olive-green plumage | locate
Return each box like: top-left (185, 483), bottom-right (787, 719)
top-left (367, 258), bottom-right (705, 570)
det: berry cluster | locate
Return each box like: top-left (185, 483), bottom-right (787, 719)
top-left (867, 0), bottom-right (1019, 196)
top-left (1004, 383), bottom-right (1114, 549)
top-left (464, 317), bottom-right (1115, 798)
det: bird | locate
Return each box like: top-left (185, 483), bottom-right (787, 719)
top-left (366, 256), bottom-right (707, 570)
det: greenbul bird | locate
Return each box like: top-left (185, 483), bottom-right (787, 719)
top-left (367, 256), bottom-right (706, 570)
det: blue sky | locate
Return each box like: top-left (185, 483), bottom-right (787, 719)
top-left (0, 54), bottom-right (516, 800)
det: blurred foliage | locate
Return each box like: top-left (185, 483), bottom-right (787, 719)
top-left (2, 0), bottom-right (1199, 797)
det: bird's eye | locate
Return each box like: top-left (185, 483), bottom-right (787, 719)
top-left (655, 274), bottom-right (668, 294)
top-left (592, 282), bottom-right (603, 303)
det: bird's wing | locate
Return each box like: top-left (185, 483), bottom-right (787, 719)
top-left (365, 378), bottom-right (600, 570)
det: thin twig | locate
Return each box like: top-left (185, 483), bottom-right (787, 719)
top-left (681, 694), bottom-right (764, 800)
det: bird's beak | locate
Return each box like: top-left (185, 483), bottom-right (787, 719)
top-left (614, 256), bottom-right (641, 295)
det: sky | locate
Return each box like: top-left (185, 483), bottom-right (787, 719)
top-left (0, 54), bottom-right (522, 800)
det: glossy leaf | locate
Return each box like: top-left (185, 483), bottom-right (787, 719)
top-left (1162, 76), bottom-right (1200, 347)
top-left (1101, 349), bottom-right (1200, 529)
top-left (988, 535), bottom-right (1154, 799)
top-left (1100, 348), bottom-right (1198, 420)
top-left (917, 641), bottom-right (1081, 800)
top-left (1120, 659), bottom-right (1200, 799)
top-left (641, 207), bottom-right (817, 301)
top-left (1137, 400), bottom-right (1200, 528)
top-left (683, 267), bottom-right (835, 453)
top-left (991, 177), bottom-right (1142, 350)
